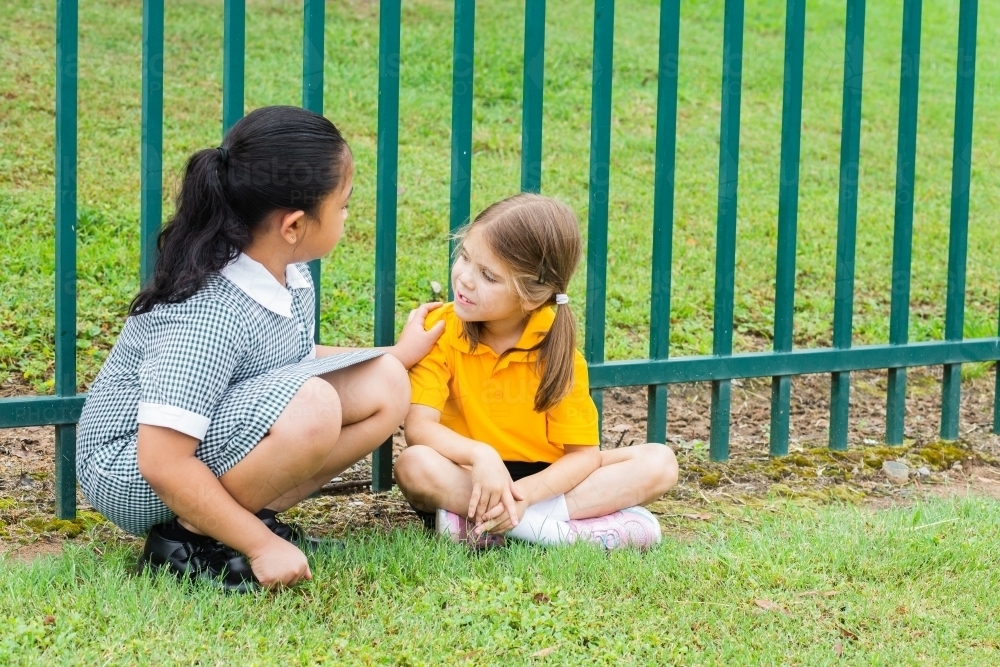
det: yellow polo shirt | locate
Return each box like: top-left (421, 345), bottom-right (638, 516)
top-left (409, 303), bottom-right (600, 463)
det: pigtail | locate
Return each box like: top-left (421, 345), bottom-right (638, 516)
top-left (130, 148), bottom-right (244, 315)
top-left (533, 302), bottom-right (577, 412)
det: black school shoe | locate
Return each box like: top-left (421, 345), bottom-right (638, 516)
top-left (137, 519), bottom-right (260, 594)
top-left (255, 509), bottom-right (344, 553)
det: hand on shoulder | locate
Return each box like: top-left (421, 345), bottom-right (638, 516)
top-left (390, 301), bottom-right (445, 369)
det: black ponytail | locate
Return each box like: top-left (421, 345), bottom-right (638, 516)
top-left (130, 105), bottom-right (350, 315)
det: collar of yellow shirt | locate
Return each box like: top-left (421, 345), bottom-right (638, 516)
top-left (446, 305), bottom-right (557, 374)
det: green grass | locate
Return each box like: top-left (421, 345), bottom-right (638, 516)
top-left (3, 497), bottom-right (999, 665)
top-left (2, 0), bottom-right (1000, 391)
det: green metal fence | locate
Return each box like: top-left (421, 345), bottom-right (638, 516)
top-left (1, 0), bottom-right (998, 520)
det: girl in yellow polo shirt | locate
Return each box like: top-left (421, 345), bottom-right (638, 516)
top-left (395, 193), bottom-right (678, 549)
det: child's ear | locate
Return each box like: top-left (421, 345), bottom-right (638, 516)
top-left (278, 209), bottom-right (307, 245)
top-left (521, 296), bottom-right (549, 313)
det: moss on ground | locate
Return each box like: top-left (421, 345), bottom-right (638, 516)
top-left (20, 511), bottom-right (107, 539)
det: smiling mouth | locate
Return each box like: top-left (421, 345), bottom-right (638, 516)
top-left (456, 290), bottom-right (475, 306)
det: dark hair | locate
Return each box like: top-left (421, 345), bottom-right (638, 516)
top-left (456, 193), bottom-right (583, 412)
top-left (130, 105), bottom-right (351, 314)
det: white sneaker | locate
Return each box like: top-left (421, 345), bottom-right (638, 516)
top-left (566, 506), bottom-right (662, 550)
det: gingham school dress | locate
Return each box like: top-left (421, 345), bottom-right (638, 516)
top-left (76, 254), bottom-right (383, 535)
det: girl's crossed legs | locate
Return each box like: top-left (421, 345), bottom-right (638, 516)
top-left (394, 443), bottom-right (678, 522)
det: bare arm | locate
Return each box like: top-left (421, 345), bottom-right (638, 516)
top-left (404, 404), bottom-right (494, 466)
top-left (136, 425), bottom-right (309, 587)
top-left (477, 445), bottom-right (601, 534)
top-left (509, 444), bottom-right (602, 507)
top-left (404, 404), bottom-right (523, 524)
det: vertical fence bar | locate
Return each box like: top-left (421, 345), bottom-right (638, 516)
top-left (222, 0), bottom-right (245, 136)
top-left (708, 0), bottom-right (745, 462)
top-left (54, 0), bottom-right (78, 520)
top-left (372, 0), bottom-right (402, 491)
top-left (140, 0), bottom-right (164, 287)
top-left (448, 0), bottom-right (475, 284)
top-left (646, 0), bottom-right (680, 445)
top-left (521, 0), bottom-right (546, 193)
top-left (303, 0), bottom-right (325, 341)
top-left (940, 0), bottom-right (978, 441)
top-left (828, 0), bottom-right (866, 451)
top-left (886, 0), bottom-right (922, 445)
top-left (585, 0), bottom-right (614, 436)
top-left (769, 0), bottom-right (806, 458)
top-left (995, 297), bottom-right (1000, 434)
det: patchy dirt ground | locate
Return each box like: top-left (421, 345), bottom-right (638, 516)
top-left (2, 368), bottom-right (998, 560)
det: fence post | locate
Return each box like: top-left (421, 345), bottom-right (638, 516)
top-left (584, 0), bottom-right (615, 439)
top-left (372, 0), bottom-right (402, 491)
top-left (995, 300), bottom-right (1000, 433)
top-left (54, 0), bottom-right (79, 520)
top-left (303, 0), bottom-right (325, 341)
top-left (646, 0), bottom-right (680, 446)
top-left (222, 0), bottom-right (245, 135)
top-left (769, 0), bottom-right (806, 458)
top-left (885, 0), bottom-right (922, 445)
top-left (448, 0), bottom-right (475, 285)
top-left (708, 0), bottom-right (745, 462)
top-left (829, 0), bottom-right (866, 452)
top-left (940, 0), bottom-right (978, 441)
top-left (140, 0), bottom-right (164, 287)
top-left (521, 0), bottom-right (546, 194)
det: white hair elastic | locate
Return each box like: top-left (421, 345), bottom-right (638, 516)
top-left (555, 294), bottom-right (569, 305)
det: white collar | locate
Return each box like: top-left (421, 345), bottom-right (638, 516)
top-left (219, 253), bottom-right (310, 318)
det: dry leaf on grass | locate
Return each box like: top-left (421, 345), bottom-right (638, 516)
top-left (797, 590), bottom-right (838, 598)
top-left (833, 640), bottom-right (843, 657)
top-left (754, 599), bottom-right (789, 615)
top-left (837, 625), bottom-right (859, 641)
top-left (682, 513), bottom-right (713, 521)
top-left (531, 646), bottom-right (558, 658)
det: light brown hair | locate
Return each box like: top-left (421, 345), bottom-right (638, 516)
top-left (456, 193), bottom-right (583, 412)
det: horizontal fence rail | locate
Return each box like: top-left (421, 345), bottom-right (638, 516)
top-left (0, 0), bottom-right (997, 520)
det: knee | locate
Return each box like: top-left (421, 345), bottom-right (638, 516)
top-left (272, 378), bottom-right (342, 460)
top-left (393, 445), bottom-right (438, 492)
top-left (638, 443), bottom-right (679, 497)
top-left (373, 354), bottom-right (411, 422)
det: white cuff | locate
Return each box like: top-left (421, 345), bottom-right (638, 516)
top-left (137, 402), bottom-right (211, 440)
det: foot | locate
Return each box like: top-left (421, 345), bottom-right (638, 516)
top-left (256, 509), bottom-right (344, 553)
top-left (137, 519), bottom-right (259, 593)
top-left (566, 506), bottom-right (662, 551)
top-left (435, 509), bottom-right (506, 549)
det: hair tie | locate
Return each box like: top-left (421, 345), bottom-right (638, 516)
top-left (216, 146), bottom-right (229, 166)
top-left (555, 294), bottom-right (569, 306)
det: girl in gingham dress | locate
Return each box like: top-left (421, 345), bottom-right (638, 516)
top-left (77, 106), bottom-right (443, 591)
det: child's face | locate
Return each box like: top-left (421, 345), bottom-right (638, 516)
top-left (302, 163), bottom-right (353, 259)
top-left (451, 228), bottom-right (524, 324)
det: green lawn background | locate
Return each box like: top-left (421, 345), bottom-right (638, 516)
top-left (2, 0), bottom-right (999, 391)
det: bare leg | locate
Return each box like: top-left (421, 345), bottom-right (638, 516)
top-left (562, 444), bottom-right (678, 519)
top-left (219, 354), bottom-right (410, 513)
top-left (395, 443), bottom-right (678, 522)
top-left (394, 445), bottom-right (477, 515)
